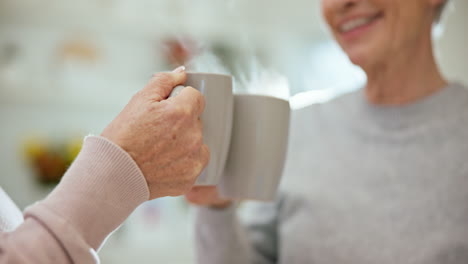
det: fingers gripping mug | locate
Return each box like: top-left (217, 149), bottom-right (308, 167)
top-left (170, 73), bottom-right (234, 186)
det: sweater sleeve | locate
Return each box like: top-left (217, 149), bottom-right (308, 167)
top-left (0, 136), bottom-right (149, 264)
top-left (194, 197), bottom-right (281, 264)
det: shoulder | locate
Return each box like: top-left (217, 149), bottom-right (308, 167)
top-left (290, 89), bottom-right (361, 132)
top-left (282, 89), bottom-right (361, 185)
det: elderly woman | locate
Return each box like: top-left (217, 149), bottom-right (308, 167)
top-left (187, 0), bottom-right (468, 263)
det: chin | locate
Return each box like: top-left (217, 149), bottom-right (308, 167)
top-left (344, 46), bottom-right (380, 71)
top-left (339, 35), bottom-right (385, 70)
top-left (345, 50), bottom-right (367, 68)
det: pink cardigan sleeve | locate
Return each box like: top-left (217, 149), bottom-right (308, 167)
top-left (0, 136), bottom-right (149, 264)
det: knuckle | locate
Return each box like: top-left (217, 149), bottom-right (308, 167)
top-left (176, 103), bottom-right (192, 118)
top-left (183, 105), bottom-right (193, 118)
top-left (169, 104), bottom-right (189, 120)
top-left (170, 104), bottom-right (183, 116)
top-left (146, 103), bottom-right (159, 114)
top-left (153, 72), bottom-right (173, 85)
top-left (187, 87), bottom-right (204, 108)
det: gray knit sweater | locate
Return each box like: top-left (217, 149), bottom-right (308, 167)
top-left (195, 83), bottom-right (468, 264)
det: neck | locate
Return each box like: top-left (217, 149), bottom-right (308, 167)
top-left (364, 33), bottom-right (447, 106)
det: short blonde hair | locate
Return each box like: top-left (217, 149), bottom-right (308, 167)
top-left (435, 1), bottom-right (448, 22)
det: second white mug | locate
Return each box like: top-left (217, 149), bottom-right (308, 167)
top-left (219, 94), bottom-right (290, 201)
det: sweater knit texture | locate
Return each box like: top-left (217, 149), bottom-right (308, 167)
top-left (195, 83), bottom-right (468, 264)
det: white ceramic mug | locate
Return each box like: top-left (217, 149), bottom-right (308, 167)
top-left (219, 94), bottom-right (290, 201)
top-left (170, 72), bottom-right (234, 186)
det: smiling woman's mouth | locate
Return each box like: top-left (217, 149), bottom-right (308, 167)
top-left (339, 12), bottom-right (384, 34)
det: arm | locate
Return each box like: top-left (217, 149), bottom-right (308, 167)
top-left (191, 189), bottom-right (281, 264)
top-left (0, 67), bottom-right (209, 263)
top-left (189, 104), bottom-right (305, 264)
top-left (0, 136), bottom-right (148, 264)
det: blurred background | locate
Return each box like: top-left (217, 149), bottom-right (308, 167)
top-left (0, 0), bottom-right (466, 263)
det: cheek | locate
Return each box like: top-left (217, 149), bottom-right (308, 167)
top-left (385, 8), bottom-right (418, 53)
top-left (388, 0), bottom-right (428, 42)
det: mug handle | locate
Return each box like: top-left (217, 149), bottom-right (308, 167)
top-left (169, 85), bottom-right (186, 98)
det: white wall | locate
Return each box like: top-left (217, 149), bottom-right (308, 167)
top-left (436, 0), bottom-right (468, 86)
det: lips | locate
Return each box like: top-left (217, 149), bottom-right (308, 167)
top-left (338, 12), bottom-right (383, 34)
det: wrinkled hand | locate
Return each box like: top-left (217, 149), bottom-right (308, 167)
top-left (186, 186), bottom-right (233, 209)
top-left (101, 68), bottom-right (210, 199)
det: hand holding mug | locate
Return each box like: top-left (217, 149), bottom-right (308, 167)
top-left (169, 73), bottom-right (234, 186)
top-left (101, 68), bottom-right (210, 199)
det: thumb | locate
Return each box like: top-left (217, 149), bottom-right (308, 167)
top-left (144, 66), bottom-right (187, 101)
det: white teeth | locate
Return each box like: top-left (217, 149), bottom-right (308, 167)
top-left (340, 17), bottom-right (375, 33)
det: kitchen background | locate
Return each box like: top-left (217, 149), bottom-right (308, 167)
top-left (0, 0), bottom-right (466, 263)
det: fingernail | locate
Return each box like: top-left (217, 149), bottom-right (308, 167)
top-left (173, 65), bottom-right (186, 73)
